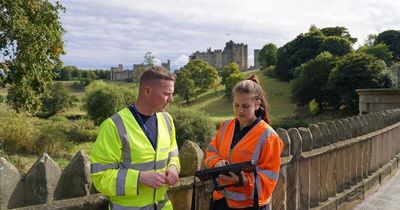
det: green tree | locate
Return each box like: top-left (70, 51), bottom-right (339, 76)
top-left (320, 26), bottom-right (357, 44)
top-left (182, 59), bottom-right (219, 89)
top-left (38, 82), bottom-right (78, 118)
top-left (319, 36), bottom-right (352, 56)
top-left (291, 52), bottom-right (336, 106)
top-left (258, 43), bottom-right (277, 69)
top-left (375, 30), bottom-right (400, 59)
top-left (220, 62), bottom-right (240, 85)
top-left (84, 81), bottom-right (137, 125)
top-left (328, 52), bottom-right (393, 113)
top-left (143, 51), bottom-right (156, 66)
top-left (224, 73), bottom-right (245, 99)
top-left (275, 29), bottom-right (325, 81)
top-left (357, 43), bottom-right (394, 66)
top-left (174, 69), bottom-right (195, 104)
top-left (0, 0), bottom-right (65, 114)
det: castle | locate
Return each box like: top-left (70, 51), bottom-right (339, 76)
top-left (189, 40), bottom-right (249, 70)
top-left (110, 60), bottom-right (171, 81)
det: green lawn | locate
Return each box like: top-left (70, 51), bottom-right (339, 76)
top-left (175, 70), bottom-right (296, 123)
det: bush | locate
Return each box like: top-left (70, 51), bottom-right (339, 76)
top-left (308, 99), bottom-right (320, 115)
top-left (0, 114), bottom-right (40, 154)
top-left (84, 81), bottom-right (137, 125)
top-left (167, 105), bottom-right (216, 149)
top-left (67, 119), bottom-right (97, 142)
top-left (263, 65), bottom-right (276, 78)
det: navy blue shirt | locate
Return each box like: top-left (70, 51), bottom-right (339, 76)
top-left (128, 105), bottom-right (158, 150)
top-left (230, 117), bottom-right (261, 149)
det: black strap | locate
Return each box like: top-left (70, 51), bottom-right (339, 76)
top-left (253, 170), bottom-right (259, 209)
top-left (191, 176), bottom-right (196, 210)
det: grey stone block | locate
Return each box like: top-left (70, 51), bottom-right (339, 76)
top-left (309, 124), bottom-right (322, 149)
top-left (287, 128), bottom-right (302, 159)
top-left (54, 150), bottom-right (91, 200)
top-left (277, 128), bottom-right (291, 157)
top-left (318, 123), bottom-right (331, 147)
top-left (0, 157), bottom-right (24, 209)
top-left (326, 121), bottom-right (339, 144)
top-left (179, 140), bottom-right (204, 177)
top-left (299, 127), bottom-right (312, 152)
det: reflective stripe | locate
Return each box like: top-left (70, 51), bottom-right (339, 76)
top-left (168, 148), bottom-right (179, 158)
top-left (111, 196), bottom-right (169, 210)
top-left (116, 168), bottom-right (128, 196)
top-left (205, 155), bottom-right (220, 168)
top-left (257, 167), bottom-right (279, 180)
top-left (252, 127), bottom-right (273, 161)
top-left (224, 190), bottom-right (247, 201)
top-left (111, 113), bottom-right (132, 165)
top-left (162, 112), bottom-right (172, 137)
top-left (218, 120), bottom-right (230, 147)
top-left (90, 158), bottom-right (168, 173)
top-left (91, 163), bottom-right (119, 173)
top-left (206, 145), bottom-right (218, 153)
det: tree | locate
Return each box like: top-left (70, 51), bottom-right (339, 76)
top-left (174, 69), bottom-right (195, 104)
top-left (220, 63), bottom-right (240, 85)
top-left (357, 43), bottom-right (394, 66)
top-left (291, 52), bottom-right (336, 106)
top-left (0, 0), bottom-right (65, 114)
top-left (275, 29), bottom-right (325, 81)
top-left (84, 81), bottom-right (137, 125)
top-left (319, 36), bottom-right (352, 56)
top-left (320, 26), bottom-right (357, 44)
top-left (224, 73), bottom-right (245, 99)
top-left (143, 52), bottom-right (156, 66)
top-left (182, 60), bottom-right (219, 89)
top-left (375, 30), bottom-right (400, 59)
top-left (327, 52), bottom-right (393, 113)
top-left (258, 43), bottom-right (277, 69)
top-left (37, 82), bottom-right (78, 118)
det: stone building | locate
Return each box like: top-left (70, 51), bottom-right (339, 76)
top-left (254, 49), bottom-right (260, 69)
top-left (189, 40), bottom-right (248, 70)
top-left (110, 60), bottom-right (171, 81)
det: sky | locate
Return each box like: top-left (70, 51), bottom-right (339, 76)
top-left (55, 0), bottom-right (400, 70)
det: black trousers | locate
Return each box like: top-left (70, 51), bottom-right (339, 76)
top-left (212, 198), bottom-right (270, 210)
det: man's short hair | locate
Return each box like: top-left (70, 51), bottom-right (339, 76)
top-left (139, 66), bottom-right (176, 86)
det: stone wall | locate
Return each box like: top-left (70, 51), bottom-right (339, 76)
top-left (1, 109), bottom-right (400, 210)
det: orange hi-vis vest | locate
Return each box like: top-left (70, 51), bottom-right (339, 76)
top-left (204, 119), bottom-right (284, 209)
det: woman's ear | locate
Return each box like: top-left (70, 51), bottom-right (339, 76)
top-left (256, 99), bottom-right (261, 109)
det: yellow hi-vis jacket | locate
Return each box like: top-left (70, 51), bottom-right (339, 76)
top-left (90, 107), bottom-right (180, 210)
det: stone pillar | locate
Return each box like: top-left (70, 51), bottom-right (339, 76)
top-left (308, 124), bottom-right (322, 206)
top-left (298, 127), bottom-right (312, 210)
top-left (0, 157), bottom-right (25, 209)
top-left (54, 150), bottom-right (91, 200)
top-left (175, 140), bottom-right (205, 210)
top-left (334, 120), bottom-right (345, 193)
top-left (287, 128), bottom-right (303, 210)
top-left (21, 153), bottom-right (62, 207)
top-left (273, 129), bottom-right (291, 210)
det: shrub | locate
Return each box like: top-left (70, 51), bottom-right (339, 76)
top-left (84, 81), bottom-right (137, 125)
top-left (0, 114), bottom-right (40, 154)
top-left (308, 99), bottom-right (320, 115)
top-left (263, 65), bottom-right (276, 78)
top-left (167, 105), bottom-right (215, 149)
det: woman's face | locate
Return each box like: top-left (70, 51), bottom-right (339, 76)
top-left (233, 92), bottom-right (260, 125)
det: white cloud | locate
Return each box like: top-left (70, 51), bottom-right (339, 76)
top-left (54, 0), bottom-right (400, 69)
top-left (172, 55), bottom-right (189, 70)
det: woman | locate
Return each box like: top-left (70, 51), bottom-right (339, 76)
top-left (204, 74), bottom-right (284, 210)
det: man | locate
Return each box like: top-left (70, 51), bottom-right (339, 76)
top-left (90, 66), bottom-right (180, 210)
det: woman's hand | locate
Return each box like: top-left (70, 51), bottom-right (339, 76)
top-left (218, 171), bottom-right (248, 185)
top-left (214, 160), bottom-right (229, 167)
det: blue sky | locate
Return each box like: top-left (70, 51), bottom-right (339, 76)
top-left (56, 0), bottom-right (400, 70)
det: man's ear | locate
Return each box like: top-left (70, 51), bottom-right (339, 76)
top-left (143, 85), bottom-right (151, 96)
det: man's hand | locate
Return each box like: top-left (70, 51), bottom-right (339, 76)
top-left (139, 171), bottom-right (166, 189)
top-left (166, 165), bottom-right (179, 186)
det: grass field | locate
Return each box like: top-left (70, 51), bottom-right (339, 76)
top-left (175, 70), bottom-right (296, 124)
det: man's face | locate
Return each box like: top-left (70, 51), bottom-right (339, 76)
top-left (147, 79), bottom-right (174, 113)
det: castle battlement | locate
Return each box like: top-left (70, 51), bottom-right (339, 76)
top-left (190, 40), bottom-right (248, 70)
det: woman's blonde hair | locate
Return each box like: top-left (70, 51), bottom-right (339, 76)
top-left (232, 74), bottom-right (271, 124)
